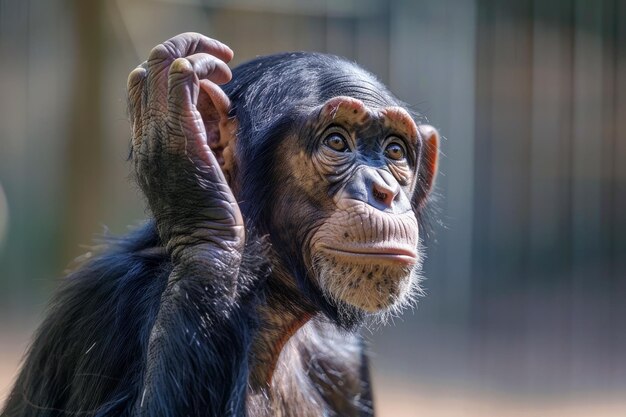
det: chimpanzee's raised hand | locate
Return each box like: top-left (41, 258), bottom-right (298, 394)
top-left (127, 33), bottom-right (244, 285)
top-left (125, 35), bottom-right (259, 416)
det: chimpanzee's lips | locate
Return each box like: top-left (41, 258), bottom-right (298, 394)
top-left (320, 244), bottom-right (418, 266)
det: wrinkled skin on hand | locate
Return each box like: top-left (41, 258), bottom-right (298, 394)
top-left (127, 33), bottom-right (244, 278)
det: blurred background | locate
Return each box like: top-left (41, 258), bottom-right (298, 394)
top-left (1, 0), bottom-right (625, 415)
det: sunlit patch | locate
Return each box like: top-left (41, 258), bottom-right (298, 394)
top-left (321, 96), bottom-right (371, 124)
top-left (378, 107), bottom-right (419, 143)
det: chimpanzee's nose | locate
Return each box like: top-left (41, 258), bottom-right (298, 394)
top-left (363, 168), bottom-right (405, 212)
top-left (335, 166), bottom-right (410, 213)
top-left (372, 180), bottom-right (399, 208)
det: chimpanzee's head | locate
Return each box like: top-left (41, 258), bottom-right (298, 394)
top-left (203, 53), bottom-right (438, 326)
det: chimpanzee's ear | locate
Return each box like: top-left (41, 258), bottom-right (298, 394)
top-left (198, 80), bottom-right (238, 187)
top-left (414, 124), bottom-right (439, 208)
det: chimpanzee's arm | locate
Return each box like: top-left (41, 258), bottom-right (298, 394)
top-left (133, 260), bottom-right (256, 417)
top-left (127, 33), bottom-right (253, 416)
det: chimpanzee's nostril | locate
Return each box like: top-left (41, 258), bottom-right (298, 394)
top-left (373, 188), bottom-right (388, 203)
top-left (372, 182), bottom-right (398, 208)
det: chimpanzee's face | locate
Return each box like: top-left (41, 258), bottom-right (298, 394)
top-left (270, 95), bottom-right (438, 320)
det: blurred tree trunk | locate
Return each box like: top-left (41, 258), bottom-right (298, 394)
top-left (63, 0), bottom-right (106, 263)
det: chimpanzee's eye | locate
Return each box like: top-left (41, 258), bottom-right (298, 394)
top-left (324, 133), bottom-right (350, 153)
top-left (384, 140), bottom-right (407, 161)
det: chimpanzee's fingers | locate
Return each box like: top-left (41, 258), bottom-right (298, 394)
top-left (184, 53), bottom-right (232, 84)
top-left (165, 55), bottom-right (231, 152)
top-left (127, 64), bottom-right (147, 149)
top-left (161, 32), bottom-right (234, 63)
top-left (147, 33), bottom-right (233, 69)
top-left (145, 34), bottom-right (232, 110)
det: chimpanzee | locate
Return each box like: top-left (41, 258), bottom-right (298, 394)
top-left (2, 33), bottom-right (439, 417)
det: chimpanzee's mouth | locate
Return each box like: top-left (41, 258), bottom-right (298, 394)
top-left (320, 244), bottom-right (418, 266)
